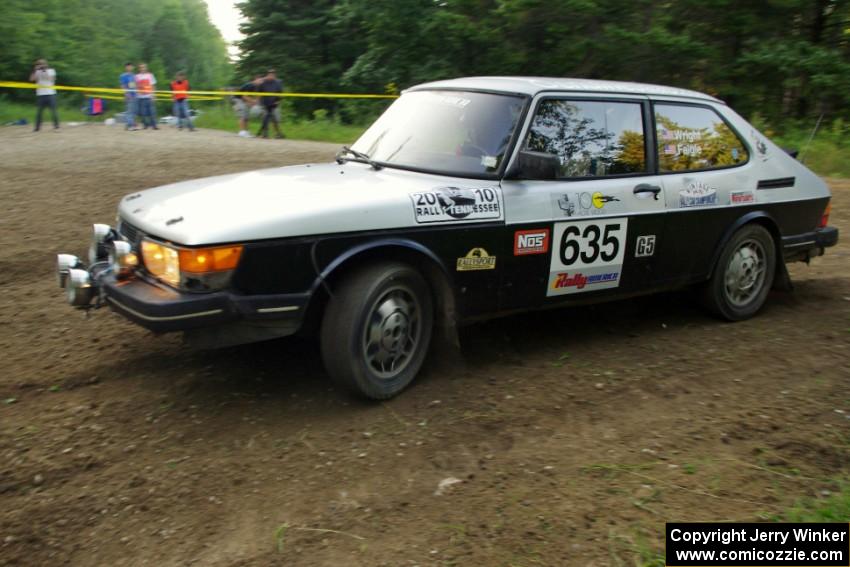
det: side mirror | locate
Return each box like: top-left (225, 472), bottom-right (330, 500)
top-left (506, 150), bottom-right (560, 180)
top-left (783, 147), bottom-right (799, 159)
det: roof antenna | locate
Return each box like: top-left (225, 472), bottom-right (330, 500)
top-left (797, 113), bottom-right (824, 164)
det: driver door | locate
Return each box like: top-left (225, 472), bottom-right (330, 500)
top-left (500, 95), bottom-right (668, 311)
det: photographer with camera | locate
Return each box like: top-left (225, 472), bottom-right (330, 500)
top-left (29, 59), bottom-right (60, 132)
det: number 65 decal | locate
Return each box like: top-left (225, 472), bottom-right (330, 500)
top-left (550, 219), bottom-right (628, 271)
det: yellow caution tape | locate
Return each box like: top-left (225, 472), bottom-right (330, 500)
top-left (81, 93), bottom-right (223, 102)
top-left (0, 81), bottom-right (398, 99)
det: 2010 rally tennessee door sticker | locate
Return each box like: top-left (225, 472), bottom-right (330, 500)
top-left (411, 186), bottom-right (503, 224)
top-left (547, 218), bottom-right (628, 296)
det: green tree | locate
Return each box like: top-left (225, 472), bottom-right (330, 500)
top-left (0, 0), bottom-right (231, 101)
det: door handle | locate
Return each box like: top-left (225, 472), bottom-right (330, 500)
top-left (633, 183), bottom-right (662, 200)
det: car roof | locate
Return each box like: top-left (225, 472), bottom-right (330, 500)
top-left (407, 76), bottom-right (723, 104)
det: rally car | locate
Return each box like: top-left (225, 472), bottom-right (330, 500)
top-left (56, 77), bottom-right (838, 399)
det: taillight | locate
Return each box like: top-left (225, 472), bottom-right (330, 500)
top-left (819, 203), bottom-right (831, 228)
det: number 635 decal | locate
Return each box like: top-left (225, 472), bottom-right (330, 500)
top-left (550, 219), bottom-right (629, 271)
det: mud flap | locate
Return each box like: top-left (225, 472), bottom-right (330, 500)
top-left (427, 311), bottom-right (466, 374)
top-left (772, 261), bottom-right (794, 292)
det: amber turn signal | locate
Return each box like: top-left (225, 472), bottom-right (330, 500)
top-left (178, 245), bottom-right (243, 273)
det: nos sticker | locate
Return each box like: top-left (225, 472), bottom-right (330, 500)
top-left (548, 218), bottom-right (628, 296)
top-left (514, 229), bottom-right (550, 256)
top-left (411, 186), bottom-right (503, 224)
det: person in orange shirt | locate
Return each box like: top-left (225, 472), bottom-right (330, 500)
top-left (170, 71), bottom-right (195, 131)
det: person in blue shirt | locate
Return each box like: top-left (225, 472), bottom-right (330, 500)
top-left (119, 62), bottom-right (139, 131)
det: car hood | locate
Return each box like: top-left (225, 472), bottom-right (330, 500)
top-left (117, 163), bottom-right (499, 245)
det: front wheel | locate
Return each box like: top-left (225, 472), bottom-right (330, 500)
top-left (703, 224), bottom-right (776, 321)
top-left (320, 262), bottom-right (434, 399)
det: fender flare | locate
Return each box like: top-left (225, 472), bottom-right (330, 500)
top-left (706, 210), bottom-right (782, 278)
top-left (308, 237), bottom-right (452, 294)
top-left (302, 237), bottom-right (461, 351)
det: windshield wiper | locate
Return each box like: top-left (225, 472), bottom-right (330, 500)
top-left (336, 146), bottom-right (382, 170)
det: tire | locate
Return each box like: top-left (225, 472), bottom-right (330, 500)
top-left (702, 224), bottom-right (776, 321)
top-left (320, 262), bottom-right (434, 399)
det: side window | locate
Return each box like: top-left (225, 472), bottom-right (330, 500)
top-left (655, 104), bottom-right (749, 172)
top-left (524, 99), bottom-right (646, 178)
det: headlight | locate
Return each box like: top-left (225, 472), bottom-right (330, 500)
top-left (141, 240), bottom-right (180, 287)
top-left (141, 239), bottom-right (243, 289)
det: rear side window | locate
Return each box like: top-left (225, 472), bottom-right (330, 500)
top-left (655, 104), bottom-right (749, 172)
top-left (524, 99), bottom-right (646, 178)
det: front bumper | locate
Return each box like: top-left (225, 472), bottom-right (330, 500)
top-left (56, 224), bottom-right (310, 339)
top-left (102, 274), bottom-right (309, 334)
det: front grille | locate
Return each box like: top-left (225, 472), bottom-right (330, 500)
top-left (118, 219), bottom-right (143, 244)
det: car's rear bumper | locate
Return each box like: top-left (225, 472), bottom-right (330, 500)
top-left (782, 226), bottom-right (838, 260)
top-left (102, 275), bottom-right (309, 335)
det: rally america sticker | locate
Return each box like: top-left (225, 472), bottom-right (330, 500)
top-left (411, 186), bottom-right (503, 224)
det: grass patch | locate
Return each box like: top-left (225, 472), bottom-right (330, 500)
top-left (0, 98), bottom-right (88, 124)
top-left (608, 529), bottom-right (666, 567)
top-left (619, 480), bottom-right (850, 566)
top-left (783, 482), bottom-right (850, 522)
top-left (274, 523), bottom-right (289, 553)
top-left (1, 96), bottom-right (366, 143)
top-left (192, 101), bottom-right (366, 143)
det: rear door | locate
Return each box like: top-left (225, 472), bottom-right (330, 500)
top-left (500, 95), bottom-right (668, 311)
top-left (650, 101), bottom-right (754, 284)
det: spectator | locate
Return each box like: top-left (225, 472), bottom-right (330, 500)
top-left (170, 71), bottom-right (195, 131)
top-left (119, 62), bottom-right (139, 131)
top-left (29, 58), bottom-right (59, 132)
top-left (135, 63), bottom-right (159, 130)
top-left (256, 69), bottom-right (285, 139)
top-left (233, 74), bottom-right (263, 138)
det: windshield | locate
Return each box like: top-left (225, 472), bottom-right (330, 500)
top-left (351, 90), bottom-right (526, 177)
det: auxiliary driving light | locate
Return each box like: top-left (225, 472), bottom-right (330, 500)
top-left (109, 240), bottom-right (138, 277)
top-left (56, 254), bottom-right (82, 288)
top-left (66, 268), bottom-right (94, 307)
top-left (88, 223), bottom-right (114, 264)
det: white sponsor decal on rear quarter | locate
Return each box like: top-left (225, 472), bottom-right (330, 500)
top-left (679, 180), bottom-right (717, 208)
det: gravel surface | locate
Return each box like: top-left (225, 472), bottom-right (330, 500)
top-left (1, 124), bottom-right (848, 566)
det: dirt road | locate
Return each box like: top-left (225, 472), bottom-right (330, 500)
top-left (1, 125), bottom-right (848, 566)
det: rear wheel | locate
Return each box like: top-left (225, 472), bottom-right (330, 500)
top-left (703, 224), bottom-right (776, 321)
top-left (320, 262), bottom-right (434, 399)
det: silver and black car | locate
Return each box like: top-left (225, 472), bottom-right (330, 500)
top-left (57, 77), bottom-right (838, 399)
